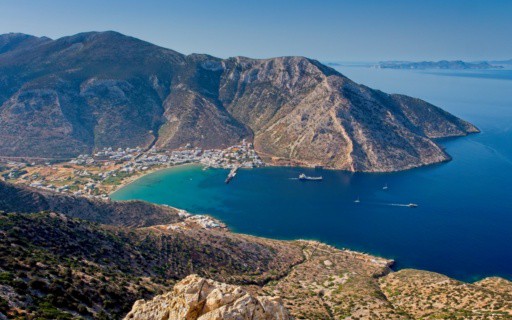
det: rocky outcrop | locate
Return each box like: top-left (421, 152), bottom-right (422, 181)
top-left (0, 31), bottom-right (478, 171)
top-left (124, 274), bottom-right (291, 320)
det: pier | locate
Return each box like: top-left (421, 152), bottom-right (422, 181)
top-left (225, 166), bottom-right (239, 184)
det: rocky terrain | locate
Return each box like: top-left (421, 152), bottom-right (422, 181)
top-left (0, 31), bottom-right (478, 172)
top-left (380, 270), bottom-right (512, 319)
top-left (0, 180), bottom-right (183, 227)
top-left (0, 181), bottom-right (510, 319)
top-left (124, 275), bottom-right (291, 320)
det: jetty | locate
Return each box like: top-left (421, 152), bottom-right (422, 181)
top-left (225, 166), bottom-right (239, 184)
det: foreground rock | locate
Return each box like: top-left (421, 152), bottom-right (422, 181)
top-left (124, 274), bottom-right (291, 320)
top-left (0, 31), bottom-right (478, 172)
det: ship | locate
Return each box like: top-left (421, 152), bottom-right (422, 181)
top-left (407, 203), bottom-right (418, 208)
top-left (298, 173), bottom-right (323, 181)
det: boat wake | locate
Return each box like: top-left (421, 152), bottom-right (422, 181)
top-left (365, 202), bottom-right (419, 208)
top-left (386, 203), bottom-right (411, 207)
top-left (384, 203), bottom-right (419, 208)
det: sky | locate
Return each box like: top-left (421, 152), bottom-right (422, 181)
top-left (0, 0), bottom-right (511, 61)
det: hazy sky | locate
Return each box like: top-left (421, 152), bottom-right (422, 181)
top-left (1, 0), bottom-right (511, 61)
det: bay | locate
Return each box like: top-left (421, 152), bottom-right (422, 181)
top-left (112, 66), bottom-right (512, 282)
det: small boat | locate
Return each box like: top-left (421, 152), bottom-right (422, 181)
top-left (298, 173), bottom-right (323, 181)
top-left (407, 203), bottom-right (418, 208)
top-left (354, 197), bottom-right (360, 203)
top-left (383, 184), bottom-right (388, 190)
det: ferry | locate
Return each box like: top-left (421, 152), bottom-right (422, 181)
top-left (298, 173), bottom-right (323, 181)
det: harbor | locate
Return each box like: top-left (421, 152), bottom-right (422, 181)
top-left (0, 139), bottom-right (263, 199)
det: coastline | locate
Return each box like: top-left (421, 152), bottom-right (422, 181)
top-left (109, 136), bottom-right (463, 197)
top-left (109, 162), bottom-right (200, 196)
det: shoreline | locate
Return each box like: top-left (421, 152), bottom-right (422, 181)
top-left (109, 162), bottom-right (199, 196)
top-left (109, 148), bottom-right (457, 197)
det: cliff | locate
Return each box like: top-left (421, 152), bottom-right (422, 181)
top-left (0, 31), bottom-right (478, 172)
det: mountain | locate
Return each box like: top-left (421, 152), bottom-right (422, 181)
top-left (0, 33), bottom-right (51, 55)
top-left (0, 31), bottom-right (478, 171)
top-left (1, 181), bottom-right (511, 319)
top-left (377, 60), bottom-right (502, 70)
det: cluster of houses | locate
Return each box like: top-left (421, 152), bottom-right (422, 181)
top-left (199, 140), bottom-right (264, 168)
top-left (28, 181), bottom-right (71, 194)
top-left (0, 161), bottom-right (28, 180)
top-left (165, 209), bottom-right (226, 231)
top-left (94, 147), bottom-right (143, 161)
top-left (69, 154), bottom-right (95, 165)
top-left (1, 140), bottom-right (265, 199)
top-left (112, 140), bottom-right (264, 175)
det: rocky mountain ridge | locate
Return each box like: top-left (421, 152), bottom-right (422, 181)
top-left (0, 31), bottom-right (478, 171)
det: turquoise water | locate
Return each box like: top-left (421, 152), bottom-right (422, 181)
top-left (112, 67), bottom-right (512, 282)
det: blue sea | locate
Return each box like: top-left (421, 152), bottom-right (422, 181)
top-left (112, 66), bottom-right (512, 282)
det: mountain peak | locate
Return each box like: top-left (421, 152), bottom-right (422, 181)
top-left (0, 32), bottom-right (51, 54)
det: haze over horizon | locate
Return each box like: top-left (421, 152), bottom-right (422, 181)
top-left (1, 0), bottom-right (511, 62)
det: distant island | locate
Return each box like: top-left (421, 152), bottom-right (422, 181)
top-left (490, 59), bottom-right (512, 65)
top-left (376, 60), bottom-right (503, 70)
